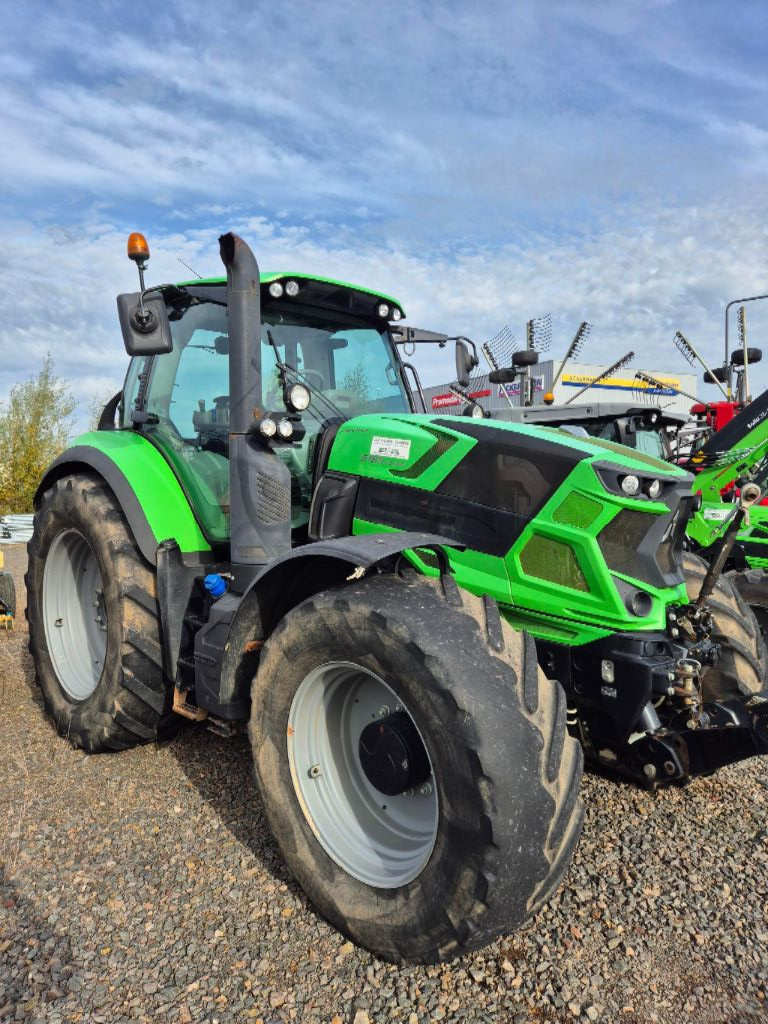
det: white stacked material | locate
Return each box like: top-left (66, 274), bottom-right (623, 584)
top-left (0, 514), bottom-right (34, 543)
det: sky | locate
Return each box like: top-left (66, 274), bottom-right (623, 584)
top-left (3, 0), bottom-right (768, 429)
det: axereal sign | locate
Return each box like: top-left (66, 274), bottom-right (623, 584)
top-left (498, 377), bottom-right (545, 398)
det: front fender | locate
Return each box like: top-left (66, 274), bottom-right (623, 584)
top-left (210, 531), bottom-right (463, 711)
top-left (35, 431), bottom-right (213, 565)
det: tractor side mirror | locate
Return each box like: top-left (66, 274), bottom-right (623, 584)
top-left (455, 339), bottom-right (478, 388)
top-left (117, 292), bottom-right (173, 356)
top-left (512, 349), bottom-right (539, 367)
top-left (731, 347), bottom-right (762, 366)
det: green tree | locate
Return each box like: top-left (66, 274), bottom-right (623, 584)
top-left (87, 387), bottom-right (120, 430)
top-left (0, 355), bottom-right (76, 514)
top-left (340, 363), bottom-right (371, 407)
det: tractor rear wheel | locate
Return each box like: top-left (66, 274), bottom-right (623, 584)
top-left (683, 551), bottom-right (767, 698)
top-left (0, 571), bottom-right (16, 619)
top-left (26, 474), bottom-right (176, 752)
top-left (249, 572), bottom-right (583, 963)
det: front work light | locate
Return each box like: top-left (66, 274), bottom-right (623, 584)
top-left (377, 303), bottom-right (390, 318)
top-left (259, 418), bottom-right (277, 438)
top-left (286, 382), bottom-right (311, 412)
top-left (269, 282), bottom-right (284, 298)
top-left (277, 418), bottom-right (294, 439)
top-left (285, 280), bottom-right (300, 297)
top-left (620, 475), bottom-right (641, 496)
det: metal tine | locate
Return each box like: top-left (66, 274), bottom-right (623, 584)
top-left (527, 314), bottom-right (552, 353)
top-left (635, 369), bottom-right (700, 408)
top-left (484, 325), bottom-right (517, 370)
top-left (564, 351), bottom-right (634, 405)
top-left (551, 321), bottom-right (592, 393)
top-left (672, 331), bottom-right (728, 400)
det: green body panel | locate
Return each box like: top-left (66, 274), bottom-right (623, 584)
top-left (329, 414), bottom-right (690, 647)
top-left (67, 431), bottom-right (212, 554)
top-left (177, 272), bottom-right (405, 313)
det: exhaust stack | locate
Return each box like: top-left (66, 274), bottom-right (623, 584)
top-left (219, 232), bottom-right (292, 567)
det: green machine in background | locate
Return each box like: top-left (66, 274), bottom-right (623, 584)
top-left (24, 231), bottom-right (768, 964)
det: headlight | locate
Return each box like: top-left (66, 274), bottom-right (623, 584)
top-left (269, 282), bottom-right (284, 298)
top-left (645, 479), bottom-right (662, 499)
top-left (259, 417), bottom-right (277, 438)
top-left (377, 303), bottom-right (390, 318)
top-left (285, 280), bottom-right (300, 297)
top-left (286, 382), bottom-right (311, 412)
top-left (620, 474), bottom-right (641, 496)
top-left (626, 590), bottom-right (653, 617)
top-left (391, 307), bottom-right (402, 321)
top-left (469, 403), bottom-right (485, 419)
top-left (277, 418), bottom-right (294, 439)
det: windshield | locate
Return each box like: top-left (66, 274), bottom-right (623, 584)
top-left (135, 298), bottom-right (409, 539)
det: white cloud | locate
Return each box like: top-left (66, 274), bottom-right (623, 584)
top-left (3, 195), bottom-right (768, 435)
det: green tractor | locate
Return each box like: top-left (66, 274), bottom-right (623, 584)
top-left (25, 233), bottom-right (768, 963)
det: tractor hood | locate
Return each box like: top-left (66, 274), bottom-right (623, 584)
top-left (316, 413), bottom-right (693, 642)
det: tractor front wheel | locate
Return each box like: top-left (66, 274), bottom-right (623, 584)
top-left (683, 552), bottom-right (767, 698)
top-left (249, 573), bottom-right (583, 963)
top-left (26, 474), bottom-right (175, 751)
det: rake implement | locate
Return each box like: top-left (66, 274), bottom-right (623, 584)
top-left (564, 351), bottom-right (634, 405)
top-left (672, 331), bottom-right (728, 400)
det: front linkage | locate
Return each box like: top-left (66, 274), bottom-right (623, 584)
top-left (545, 483), bottom-right (768, 787)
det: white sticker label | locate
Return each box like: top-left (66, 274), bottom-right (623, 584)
top-left (370, 436), bottom-right (412, 460)
top-left (702, 507), bottom-right (732, 521)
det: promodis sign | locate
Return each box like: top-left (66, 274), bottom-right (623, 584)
top-left (431, 388), bottom-right (491, 409)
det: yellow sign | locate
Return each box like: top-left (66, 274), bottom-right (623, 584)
top-left (562, 373), bottom-right (680, 393)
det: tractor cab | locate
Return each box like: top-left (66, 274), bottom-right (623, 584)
top-left (118, 271), bottom-right (412, 544)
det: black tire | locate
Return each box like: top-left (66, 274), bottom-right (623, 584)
top-left (731, 346), bottom-right (762, 367)
top-left (683, 551), bottom-right (767, 698)
top-left (25, 473), bottom-right (177, 752)
top-left (0, 571), bottom-right (16, 619)
top-left (249, 573), bottom-right (583, 963)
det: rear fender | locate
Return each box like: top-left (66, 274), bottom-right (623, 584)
top-left (34, 432), bottom-right (213, 565)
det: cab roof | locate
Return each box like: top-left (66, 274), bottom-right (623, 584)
top-left (177, 272), bottom-right (405, 315)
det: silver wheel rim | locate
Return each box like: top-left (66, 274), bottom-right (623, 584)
top-left (42, 530), bottom-right (107, 701)
top-left (288, 661), bottom-right (439, 888)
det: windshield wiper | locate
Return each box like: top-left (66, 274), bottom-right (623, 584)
top-left (265, 330), bottom-right (347, 422)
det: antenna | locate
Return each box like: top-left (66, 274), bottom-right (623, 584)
top-left (672, 330), bottom-right (728, 400)
top-left (564, 351), bottom-right (634, 405)
top-left (550, 321), bottom-right (591, 395)
top-left (177, 257), bottom-right (202, 279)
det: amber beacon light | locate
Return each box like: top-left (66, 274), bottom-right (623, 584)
top-left (127, 232), bottom-right (150, 264)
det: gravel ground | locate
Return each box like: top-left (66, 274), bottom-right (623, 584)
top-left (1, 543), bottom-right (767, 1024)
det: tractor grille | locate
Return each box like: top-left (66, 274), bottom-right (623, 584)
top-left (552, 493), bottom-right (603, 529)
top-left (519, 535), bottom-right (589, 592)
top-left (598, 504), bottom-right (687, 587)
top-left (598, 510), bottom-right (651, 580)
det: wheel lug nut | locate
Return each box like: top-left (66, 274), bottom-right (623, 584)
top-left (378, 705), bottom-right (390, 718)
top-left (308, 764), bottom-right (322, 779)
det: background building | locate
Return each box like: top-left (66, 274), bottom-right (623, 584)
top-left (423, 360), bottom-right (699, 417)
